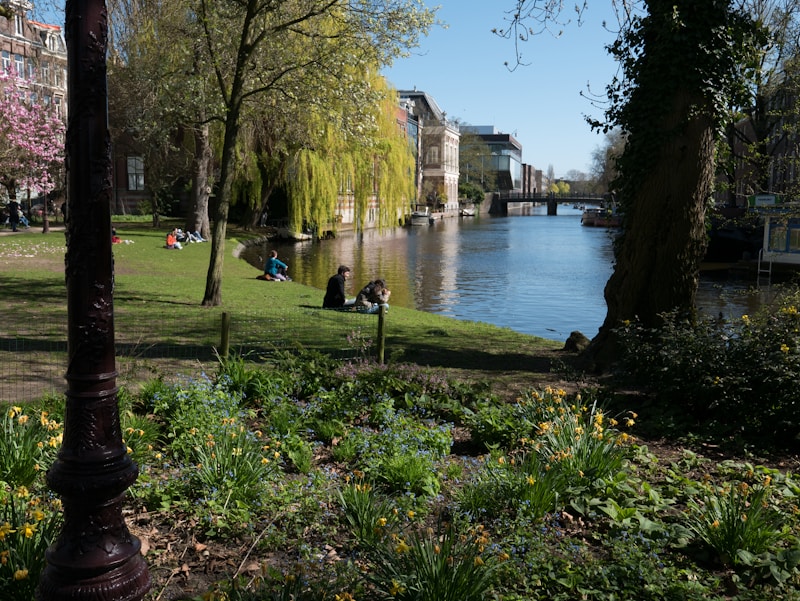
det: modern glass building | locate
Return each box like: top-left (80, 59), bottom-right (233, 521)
top-left (460, 125), bottom-right (523, 192)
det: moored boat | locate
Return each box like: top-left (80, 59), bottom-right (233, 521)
top-left (581, 206), bottom-right (621, 228)
top-left (410, 205), bottom-right (433, 226)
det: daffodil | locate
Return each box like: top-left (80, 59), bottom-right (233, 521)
top-left (22, 522), bottom-right (36, 538)
top-left (0, 522), bottom-right (15, 540)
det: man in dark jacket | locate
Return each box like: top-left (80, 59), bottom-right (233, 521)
top-left (8, 200), bottom-right (20, 232)
top-left (323, 265), bottom-right (351, 308)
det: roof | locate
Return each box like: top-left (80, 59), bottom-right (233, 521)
top-left (396, 90), bottom-right (446, 123)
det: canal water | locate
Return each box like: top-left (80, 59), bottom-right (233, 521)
top-left (241, 205), bottom-right (771, 341)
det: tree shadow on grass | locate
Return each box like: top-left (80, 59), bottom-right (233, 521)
top-left (388, 336), bottom-right (556, 374)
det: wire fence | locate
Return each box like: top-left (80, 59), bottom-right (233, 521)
top-left (0, 307), bottom-right (386, 402)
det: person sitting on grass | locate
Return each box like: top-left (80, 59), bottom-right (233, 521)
top-left (323, 265), bottom-right (354, 308)
top-left (165, 228), bottom-right (182, 250)
top-left (175, 228), bottom-right (206, 243)
top-left (355, 278), bottom-right (391, 313)
top-left (264, 250), bottom-right (289, 281)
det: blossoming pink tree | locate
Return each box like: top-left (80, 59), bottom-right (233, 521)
top-left (0, 70), bottom-right (65, 219)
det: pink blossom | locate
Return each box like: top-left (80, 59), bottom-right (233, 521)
top-left (0, 69), bottom-right (65, 195)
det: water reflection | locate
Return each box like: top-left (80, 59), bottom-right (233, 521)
top-left (241, 205), bottom-right (776, 340)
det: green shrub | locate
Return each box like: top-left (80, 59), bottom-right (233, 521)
top-left (615, 290), bottom-right (800, 444)
top-left (0, 407), bottom-right (61, 488)
top-left (365, 522), bottom-right (501, 601)
top-left (338, 478), bottom-right (399, 546)
top-left (0, 485), bottom-right (62, 601)
top-left (686, 481), bottom-right (783, 567)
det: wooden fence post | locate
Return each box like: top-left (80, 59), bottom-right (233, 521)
top-left (220, 312), bottom-right (231, 360)
top-left (377, 305), bottom-right (386, 364)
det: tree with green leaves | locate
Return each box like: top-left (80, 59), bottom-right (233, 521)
top-left (503, 1), bottom-right (765, 367)
top-left (458, 129), bottom-right (497, 192)
top-left (190, 0), bottom-right (435, 306)
top-left (105, 0), bottom-right (433, 306)
top-left (107, 0), bottom-right (218, 234)
top-left (590, 129), bottom-right (625, 196)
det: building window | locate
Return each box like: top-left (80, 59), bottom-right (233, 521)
top-left (46, 34), bottom-right (57, 52)
top-left (53, 96), bottom-right (62, 116)
top-left (27, 58), bottom-right (35, 80)
top-left (41, 61), bottom-right (50, 84)
top-left (54, 66), bottom-right (63, 88)
top-left (1, 51), bottom-right (10, 73)
top-left (15, 14), bottom-right (24, 36)
top-left (127, 156), bottom-right (145, 191)
top-left (13, 54), bottom-right (23, 77)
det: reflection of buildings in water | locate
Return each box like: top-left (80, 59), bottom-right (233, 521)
top-left (410, 221), bottom-right (460, 312)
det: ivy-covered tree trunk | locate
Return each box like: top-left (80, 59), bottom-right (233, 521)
top-left (586, 0), bottom-right (761, 368)
top-left (601, 91), bottom-right (714, 333)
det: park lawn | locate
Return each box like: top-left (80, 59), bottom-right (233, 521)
top-left (0, 222), bottom-right (566, 395)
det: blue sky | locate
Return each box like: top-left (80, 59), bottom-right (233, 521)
top-left (382, 1), bottom-right (621, 179)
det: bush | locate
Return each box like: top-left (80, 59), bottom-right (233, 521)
top-left (614, 289), bottom-right (800, 445)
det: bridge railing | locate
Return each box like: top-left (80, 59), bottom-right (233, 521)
top-left (495, 191), bottom-right (607, 201)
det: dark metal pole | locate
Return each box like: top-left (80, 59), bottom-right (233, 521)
top-left (37, 1), bottom-right (151, 599)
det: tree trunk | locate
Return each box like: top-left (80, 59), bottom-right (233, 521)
top-left (248, 150), bottom-right (284, 229)
top-left (187, 123), bottom-right (212, 239)
top-left (202, 115), bottom-right (239, 306)
top-left (590, 90), bottom-right (715, 367)
top-left (40, 189), bottom-right (50, 233)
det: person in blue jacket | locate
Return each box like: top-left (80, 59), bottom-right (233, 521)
top-left (264, 249), bottom-right (290, 281)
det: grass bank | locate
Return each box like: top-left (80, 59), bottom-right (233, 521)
top-left (0, 221), bottom-right (567, 399)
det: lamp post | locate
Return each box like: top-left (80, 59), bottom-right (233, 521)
top-left (36, 1), bottom-right (151, 599)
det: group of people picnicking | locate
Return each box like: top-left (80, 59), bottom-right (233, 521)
top-left (165, 228), bottom-right (206, 249)
top-left (323, 264), bottom-right (391, 313)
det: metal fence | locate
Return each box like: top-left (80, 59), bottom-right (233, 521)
top-left (0, 308), bottom-right (386, 402)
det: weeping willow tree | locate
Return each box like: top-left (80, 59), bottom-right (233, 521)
top-left (286, 72), bottom-right (416, 235)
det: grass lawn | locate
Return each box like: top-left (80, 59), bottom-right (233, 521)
top-left (0, 220), bottom-right (569, 400)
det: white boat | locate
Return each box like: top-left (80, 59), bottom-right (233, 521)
top-left (410, 205), bottom-right (433, 226)
top-left (460, 206), bottom-right (476, 217)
